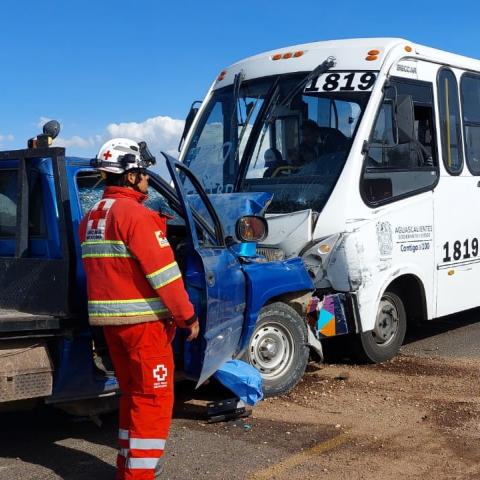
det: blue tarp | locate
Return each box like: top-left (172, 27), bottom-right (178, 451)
top-left (213, 359), bottom-right (264, 406)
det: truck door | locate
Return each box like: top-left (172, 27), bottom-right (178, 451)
top-left (165, 154), bottom-right (246, 386)
top-left (0, 148), bottom-right (72, 316)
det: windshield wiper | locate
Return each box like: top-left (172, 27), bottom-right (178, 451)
top-left (234, 77), bottom-right (280, 190)
top-left (226, 70), bottom-right (245, 178)
top-left (230, 70), bottom-right (245, 139)
top-left (281, 56), bottom-right (337, 107)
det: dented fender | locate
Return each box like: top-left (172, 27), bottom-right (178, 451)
top-left (238, 257), bottom-right (314, 352)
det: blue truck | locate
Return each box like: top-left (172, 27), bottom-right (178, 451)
top-left (0, 124), bottom-right (324, 413)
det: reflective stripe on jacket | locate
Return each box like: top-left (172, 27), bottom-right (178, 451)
top-left (79, 186), bottom-right (195, 327)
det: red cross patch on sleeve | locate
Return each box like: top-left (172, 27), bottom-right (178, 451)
top-left (155, 230), bottom-right (170, 248)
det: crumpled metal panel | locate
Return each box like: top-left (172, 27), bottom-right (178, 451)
top-left (263, 209), bottom-right (314, 258)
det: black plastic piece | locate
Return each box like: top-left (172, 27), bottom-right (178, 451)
top-left (206, 397), bottom-right (250, 423)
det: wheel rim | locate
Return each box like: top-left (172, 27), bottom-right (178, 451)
top-left (372, 295), bottom-right (400, 347)
top-left (248, 322), bottom-right (295, 380)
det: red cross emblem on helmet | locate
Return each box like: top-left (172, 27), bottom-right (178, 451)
top-left (103, 150), bottom-right (112, 160)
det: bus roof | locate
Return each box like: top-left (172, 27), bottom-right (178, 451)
top-left (213, 37), bottom-right (480, 88)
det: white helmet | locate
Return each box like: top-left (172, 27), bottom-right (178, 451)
top-left (91, 137), bottom-right (155, 174)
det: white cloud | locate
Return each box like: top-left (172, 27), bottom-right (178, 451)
top-left (54, 135), bottom-right (99, 149)
top-left (43, 115), bottom-right (185, 159)
top-left (0, 134), bottom-right (14, 146)
top-left (106, 116), bottom-right (185, 156)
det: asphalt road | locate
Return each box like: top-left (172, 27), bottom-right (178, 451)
top-left (1, 308), bottom-right (479, 480)
top-left (402, 307), bottom-right (480, 359)
top-left (0, 383), bottom-right (334, 480)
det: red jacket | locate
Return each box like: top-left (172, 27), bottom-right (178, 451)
top-left (79, 186), bottom-right (196, 328)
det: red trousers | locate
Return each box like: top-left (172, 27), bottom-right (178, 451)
top-left (104, 321), bottom-right (175, 480)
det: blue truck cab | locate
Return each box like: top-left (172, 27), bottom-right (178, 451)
top-left (0, 139), bottom-right (316, 411)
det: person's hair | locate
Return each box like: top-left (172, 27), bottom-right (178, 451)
top-left (301, 119), bottom-right (321, 134)
top-left (103, 169), bottom-right (144, 187)
top-left (103, 171), bottom-right (129, 187)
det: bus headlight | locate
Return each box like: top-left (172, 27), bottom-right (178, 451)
top-left (317, 234), bottom-right (342, 257)
top-left (302, 233), bottom-right (343, 287)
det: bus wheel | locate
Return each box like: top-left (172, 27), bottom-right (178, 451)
top-left (356, 291), bottom-right (407, 363)
top-left (242, 302), bottom-right (309, 397)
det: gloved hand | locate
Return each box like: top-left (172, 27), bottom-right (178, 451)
top-left (186, 320), bottom-right (200, 342)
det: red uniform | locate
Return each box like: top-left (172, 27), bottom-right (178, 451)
top-left (79, 186), bottom-right (196, 480)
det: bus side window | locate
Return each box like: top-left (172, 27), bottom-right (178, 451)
top-left (362, 79), bottom-right (438, 205)
top-left (438, 68), bottom-right (463, 175)
top-left (460, 74), bottom-right (480, 175)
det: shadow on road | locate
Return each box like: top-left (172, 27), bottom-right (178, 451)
top-left (0, 406), bottom-right (117, 480)
top-left (320, 307), bottom-right (480, 364)
top-left (0, 381), bottom-right (237, 479)
top-left (403, 307), bottom-right (480, 344)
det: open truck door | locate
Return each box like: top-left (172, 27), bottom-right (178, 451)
top-left (164, 154), bottom-right (247, 386)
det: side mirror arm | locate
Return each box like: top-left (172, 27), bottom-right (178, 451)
top-left (361, 140), bottom-right (370, 155)
top-left (178, 101), bottom-right (202, 152)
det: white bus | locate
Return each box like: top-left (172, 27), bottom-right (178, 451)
top-left (177, 38), bottom-right (479, 381)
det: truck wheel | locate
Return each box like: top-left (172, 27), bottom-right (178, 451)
top-left (355, 291), bottom-right (407, 363)
top-left (242, 302), bottom-right (309, 397)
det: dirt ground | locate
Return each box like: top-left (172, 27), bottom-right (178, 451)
top-left (237, 354), bottom-right (480, 480)
top-left (1, 352), bottom-right (479, 479)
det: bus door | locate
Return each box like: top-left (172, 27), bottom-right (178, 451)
top-left (362, 75), bottom-right (438, 314)
top-left (434, 68), bottom-right (480, 316)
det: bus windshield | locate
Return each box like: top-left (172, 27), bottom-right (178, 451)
top-left (183, 73), bottom-right (371, 213)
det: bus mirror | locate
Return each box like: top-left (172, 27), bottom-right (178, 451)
top-left (395, 95), bottom-right (415, 144)
top-left (178, 101), bottom-right (201, 152)
top-left (383, 83), bottom-right (397, 100)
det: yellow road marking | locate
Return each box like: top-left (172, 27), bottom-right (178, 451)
top-left (250, 431), bottom-right (350, 480)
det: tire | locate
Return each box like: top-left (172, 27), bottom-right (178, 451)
top-left (354, 290), bottom-right (407, 363)
top-left (241, 302), bottom-right (309, 397)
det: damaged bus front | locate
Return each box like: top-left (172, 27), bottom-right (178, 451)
top-left (179, 38), bottom-right (453, 363)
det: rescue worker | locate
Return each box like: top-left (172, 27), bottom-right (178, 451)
top-left (79, 138), bottom-right (199, 480)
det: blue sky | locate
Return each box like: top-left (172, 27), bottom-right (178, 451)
top-left (1, 0), bottom-right (478, 158)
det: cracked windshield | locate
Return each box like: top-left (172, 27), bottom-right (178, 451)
top-left (183, 73), bottom-right (371, 213)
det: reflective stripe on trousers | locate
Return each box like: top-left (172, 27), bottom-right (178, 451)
top-left (126, 437), bottom-right (166, 470)
top-left (127, 457), bottom-right (161, 470)
top-left (130, 438), bottom-right (166, 450)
